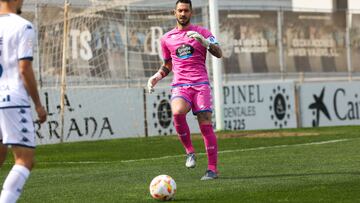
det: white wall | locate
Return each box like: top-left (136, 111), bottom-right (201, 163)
top-left (219, 0), bottom-right (292, 9)
top-left (348, 0), bottom-right (360, 10)
top-left (24, 0), bottom-right (293, 9)
top-left (292, 0), bottom-right (333, 11)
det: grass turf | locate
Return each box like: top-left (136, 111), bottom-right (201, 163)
top-left (0, 126), bottom-right (359, 202)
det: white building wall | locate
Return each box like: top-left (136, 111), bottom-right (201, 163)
top-left (219, 0), bottom-right (292, 9)
top-left (24, 0), bottom-right (359, 10)
top-left (292, 0), bottom-right (334, 10)
top-left (27, 0), bottom-right (359, 11)
top-left (24, 0), bottom-right (293, 9)
top-left (348, 0), bottom-right (360, 10)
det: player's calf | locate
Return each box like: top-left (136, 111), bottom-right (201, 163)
top-left (0, 164), bottom-right (30, 203)
top-left (173, 114), bottom-right (195, 154)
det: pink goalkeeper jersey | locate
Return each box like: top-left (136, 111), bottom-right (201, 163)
top-left (161, 24), bottom-right (216, 86)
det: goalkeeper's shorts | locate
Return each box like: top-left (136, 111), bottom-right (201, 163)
top-left (171, 84), bottom-right (213, 115)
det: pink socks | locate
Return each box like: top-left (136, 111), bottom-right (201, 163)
top-left (173, 114), bottom-right (218, 173)
top-left (199, 124), bottom-right (218, 173)
top-left (173, 114), bottom-right (194, 154)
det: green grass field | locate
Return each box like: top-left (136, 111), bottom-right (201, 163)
top-left (1, 126), bottom-right (360, 202)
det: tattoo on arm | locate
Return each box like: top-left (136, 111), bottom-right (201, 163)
top-left (160, 66), bottom-right (170, 77)
top-left (158, 59), bottom-right (172, 78)
top-left (208, 43), bottom-right (222, 58)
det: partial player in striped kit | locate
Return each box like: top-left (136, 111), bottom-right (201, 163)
top-left (147, 0), bottom-right (222, 180)
top-left (0, 0), bottom-right (47, 202)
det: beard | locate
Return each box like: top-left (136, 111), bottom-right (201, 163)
top-left (16, 8), bottom-right (22, 15)
top-left (177, 17), bottom-right (190, 26)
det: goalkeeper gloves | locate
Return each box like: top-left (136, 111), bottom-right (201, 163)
top-left (186, 31), bottom-right (210, 49)
top-left (147, 72), bottom-right (163, 94)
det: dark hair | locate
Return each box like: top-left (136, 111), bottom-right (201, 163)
top-left (175, 0), bottom-right (192, 10)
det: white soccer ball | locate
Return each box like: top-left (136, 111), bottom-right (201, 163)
top-left (149, 175), bottom-right (177, 201)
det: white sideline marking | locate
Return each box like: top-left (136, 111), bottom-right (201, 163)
top-left (39, 138), bottom-right (350, 165)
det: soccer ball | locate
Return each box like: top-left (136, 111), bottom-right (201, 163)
top-left (149, 175), bottom-right (176, 201)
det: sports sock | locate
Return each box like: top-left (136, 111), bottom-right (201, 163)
top-left (173, 114), bottom-right (194, 154)
top-left (200, 124), bottom-right (218, 173)
top-left (0, 164), bottom-right (30, 203)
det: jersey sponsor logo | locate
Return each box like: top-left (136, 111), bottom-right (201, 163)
top-left (26, 25), bottom-right (32, 30)
top-left (176, 44), bottom-right (194, 59)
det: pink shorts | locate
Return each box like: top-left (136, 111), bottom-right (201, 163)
top-left (171, 84), bottom-right (213, 115)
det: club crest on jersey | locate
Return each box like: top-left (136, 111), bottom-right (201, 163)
top-left (176, 44), bottom-right (194, 59)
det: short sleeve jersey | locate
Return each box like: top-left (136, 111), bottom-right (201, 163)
top-left (0, 13), bottom-right (34, 108)
top-left (160, 24), bottom-right (215, 86)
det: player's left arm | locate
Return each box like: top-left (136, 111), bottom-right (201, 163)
top-left (19, 60), bottom-right (47, 123)
top-left (186, 31), bottom-right (222, 58)
top-left (207, 40), bottom-right (222, 58)
top-left (18, 24), bottom-right (47, 123)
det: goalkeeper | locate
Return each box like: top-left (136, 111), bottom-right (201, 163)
top-left (147, 0), bottom-right (222, 180)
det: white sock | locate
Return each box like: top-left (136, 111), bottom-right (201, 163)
top-left (0, 165), bottom-right (30, 203)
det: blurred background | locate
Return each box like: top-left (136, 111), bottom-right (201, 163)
top-left (21, 0), bottom-right (360, 88)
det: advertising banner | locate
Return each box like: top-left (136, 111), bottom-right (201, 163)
top-left (299, 82), bottom-right (360, 127)
top-left (283, 11), bottom-right (347, 72)
top-left (146, 82), bottom-right (298, 134)
top-left (145, 87), bottom-right (200, 136)
top-left (32, 81), bottom-right (301, 145)
top-left (221, 81), bottom-right (297, 130)
top-left (35, 88), bottom-right (145, 144)
top-left (219, 10), bottom-right (279, 74)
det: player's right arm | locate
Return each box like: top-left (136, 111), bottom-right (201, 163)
top-left (147, 36), bottom-right (172, 93)
top-left (147, 60), bottom-right (172, 93)
top-left (19, 60), bottom-right (47, 123)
